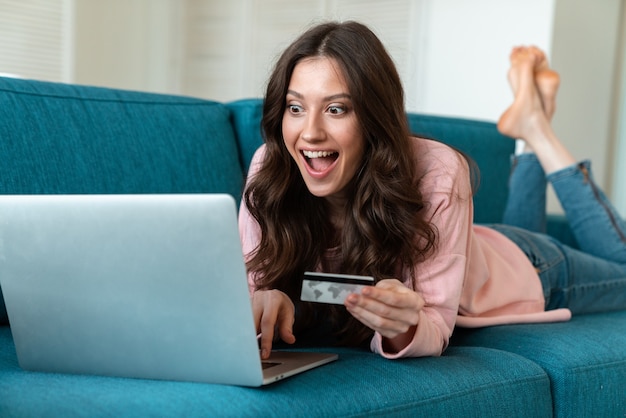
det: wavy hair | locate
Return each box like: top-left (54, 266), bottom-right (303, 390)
top-left (243, 21), bottom-right (438, 345)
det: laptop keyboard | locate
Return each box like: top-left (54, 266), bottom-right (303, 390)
top-left (262, 361), bottom-right (281, 370)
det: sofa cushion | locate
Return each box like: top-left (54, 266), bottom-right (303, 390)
top-left (0, 327), bottom-right (551, 417)
top-left (227, 98), bottom-right (265, 173)
top-left (0, 77), bottom-right (246, 324)
top-left (451, 310), bottom-right (626, 418)
top-left (0, 77), bottom-right (244, 197)
top-left (407, 114), bottom-right (515, 224)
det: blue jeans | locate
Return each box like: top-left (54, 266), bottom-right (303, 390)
top-left (487, 153), bottom-right (626, 314)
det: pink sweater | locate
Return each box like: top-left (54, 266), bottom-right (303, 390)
top-left (239, 138), bottom-right (571, 358)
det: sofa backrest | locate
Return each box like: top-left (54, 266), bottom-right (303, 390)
top-left (0, 77), bottom-right (245, 197)
top-left (0, 77), bottom-right (247, 325)
top-left (227, 99), bottom-right (515, 225)
top-left (406, 114), bottom-right (515, 225)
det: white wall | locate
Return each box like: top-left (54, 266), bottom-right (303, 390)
top-left (549, 0), bottom-right (622, 213)
top-left (413, 0), bottom-right (555, 121)
top-left (612, 4), bottom-right (626, 216)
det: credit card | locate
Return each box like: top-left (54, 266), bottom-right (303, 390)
top-left (300, 272), bottom-right (375, 305)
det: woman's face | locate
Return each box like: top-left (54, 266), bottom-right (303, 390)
top-left (282, 57), bottom-right (366, 206)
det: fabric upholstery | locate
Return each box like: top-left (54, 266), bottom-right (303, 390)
top-left (226, 98), bottom-right (265, 173)
top-left (0, 77), bottom-right (244, 197)
top-left (0, 327), bottom-right (552, 417)
top-left (452, 310), bottom-right (626, 418)
top-left (407, 114), bottom-right (515, 224)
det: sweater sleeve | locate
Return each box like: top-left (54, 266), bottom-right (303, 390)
top-left (370, 138), bottom-right (473, 358)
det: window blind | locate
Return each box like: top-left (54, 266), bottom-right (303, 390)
top-left (0, 0), bottom-right (71, 82)
top-left (180, 0), bottom-right (418, 102)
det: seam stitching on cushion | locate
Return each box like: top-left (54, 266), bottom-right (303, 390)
top-left (0, 88), bottom-right (217, 107)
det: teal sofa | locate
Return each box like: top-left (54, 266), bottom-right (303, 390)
top-left (0, 76), bottom-right (624, 417)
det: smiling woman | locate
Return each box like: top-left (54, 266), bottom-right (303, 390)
top-left (282, 57), bottom-right (365, 204)
top-left (241, 21), bottom-right (440, 358)
top-left (238, 20), bottom-right (626, 361)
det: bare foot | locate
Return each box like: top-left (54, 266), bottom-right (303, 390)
top-left (530, 46), bottom-right (560, 121)
top-left (505, 47), bottom-right (524, 93)
top-left (498, 46), bottom-right (575, 174)
top-left (497, 48), bottom-right (547, 141)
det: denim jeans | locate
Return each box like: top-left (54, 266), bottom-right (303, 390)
top-left (487, 153), bottom-right (626, 314)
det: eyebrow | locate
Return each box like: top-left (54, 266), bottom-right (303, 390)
top-left (286, 90), bottom-right (352, 102)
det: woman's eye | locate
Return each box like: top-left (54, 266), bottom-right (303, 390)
top-left (328, 106), bottom-right (345, 115)
top-left (288, 104), bottom-right (303, 114)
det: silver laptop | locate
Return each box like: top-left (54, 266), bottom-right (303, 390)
top-left (0, 194), bottom-right (337, 386)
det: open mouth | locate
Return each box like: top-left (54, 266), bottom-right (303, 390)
top-left (302, 150), bottom-right (339, 172)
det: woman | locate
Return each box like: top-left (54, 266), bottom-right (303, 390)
top-left (238, 21), bottom-right (626, 359)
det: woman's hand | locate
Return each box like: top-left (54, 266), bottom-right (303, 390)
top-left (344, 279), bottom-right (424, 353)
top-left (251, 289), bottom-right (296, 359)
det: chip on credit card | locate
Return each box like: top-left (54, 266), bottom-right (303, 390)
top-left (300, 272), bottom-right (375, 305)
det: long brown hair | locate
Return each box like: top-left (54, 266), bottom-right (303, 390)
top-left (243, 21), bottom-right (438, 345)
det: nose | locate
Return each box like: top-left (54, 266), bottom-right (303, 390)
top-left (301, 112), bottom-right (326, 142)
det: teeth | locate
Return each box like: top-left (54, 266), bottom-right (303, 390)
top-left (303, 150), bottom-right (336, 158)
